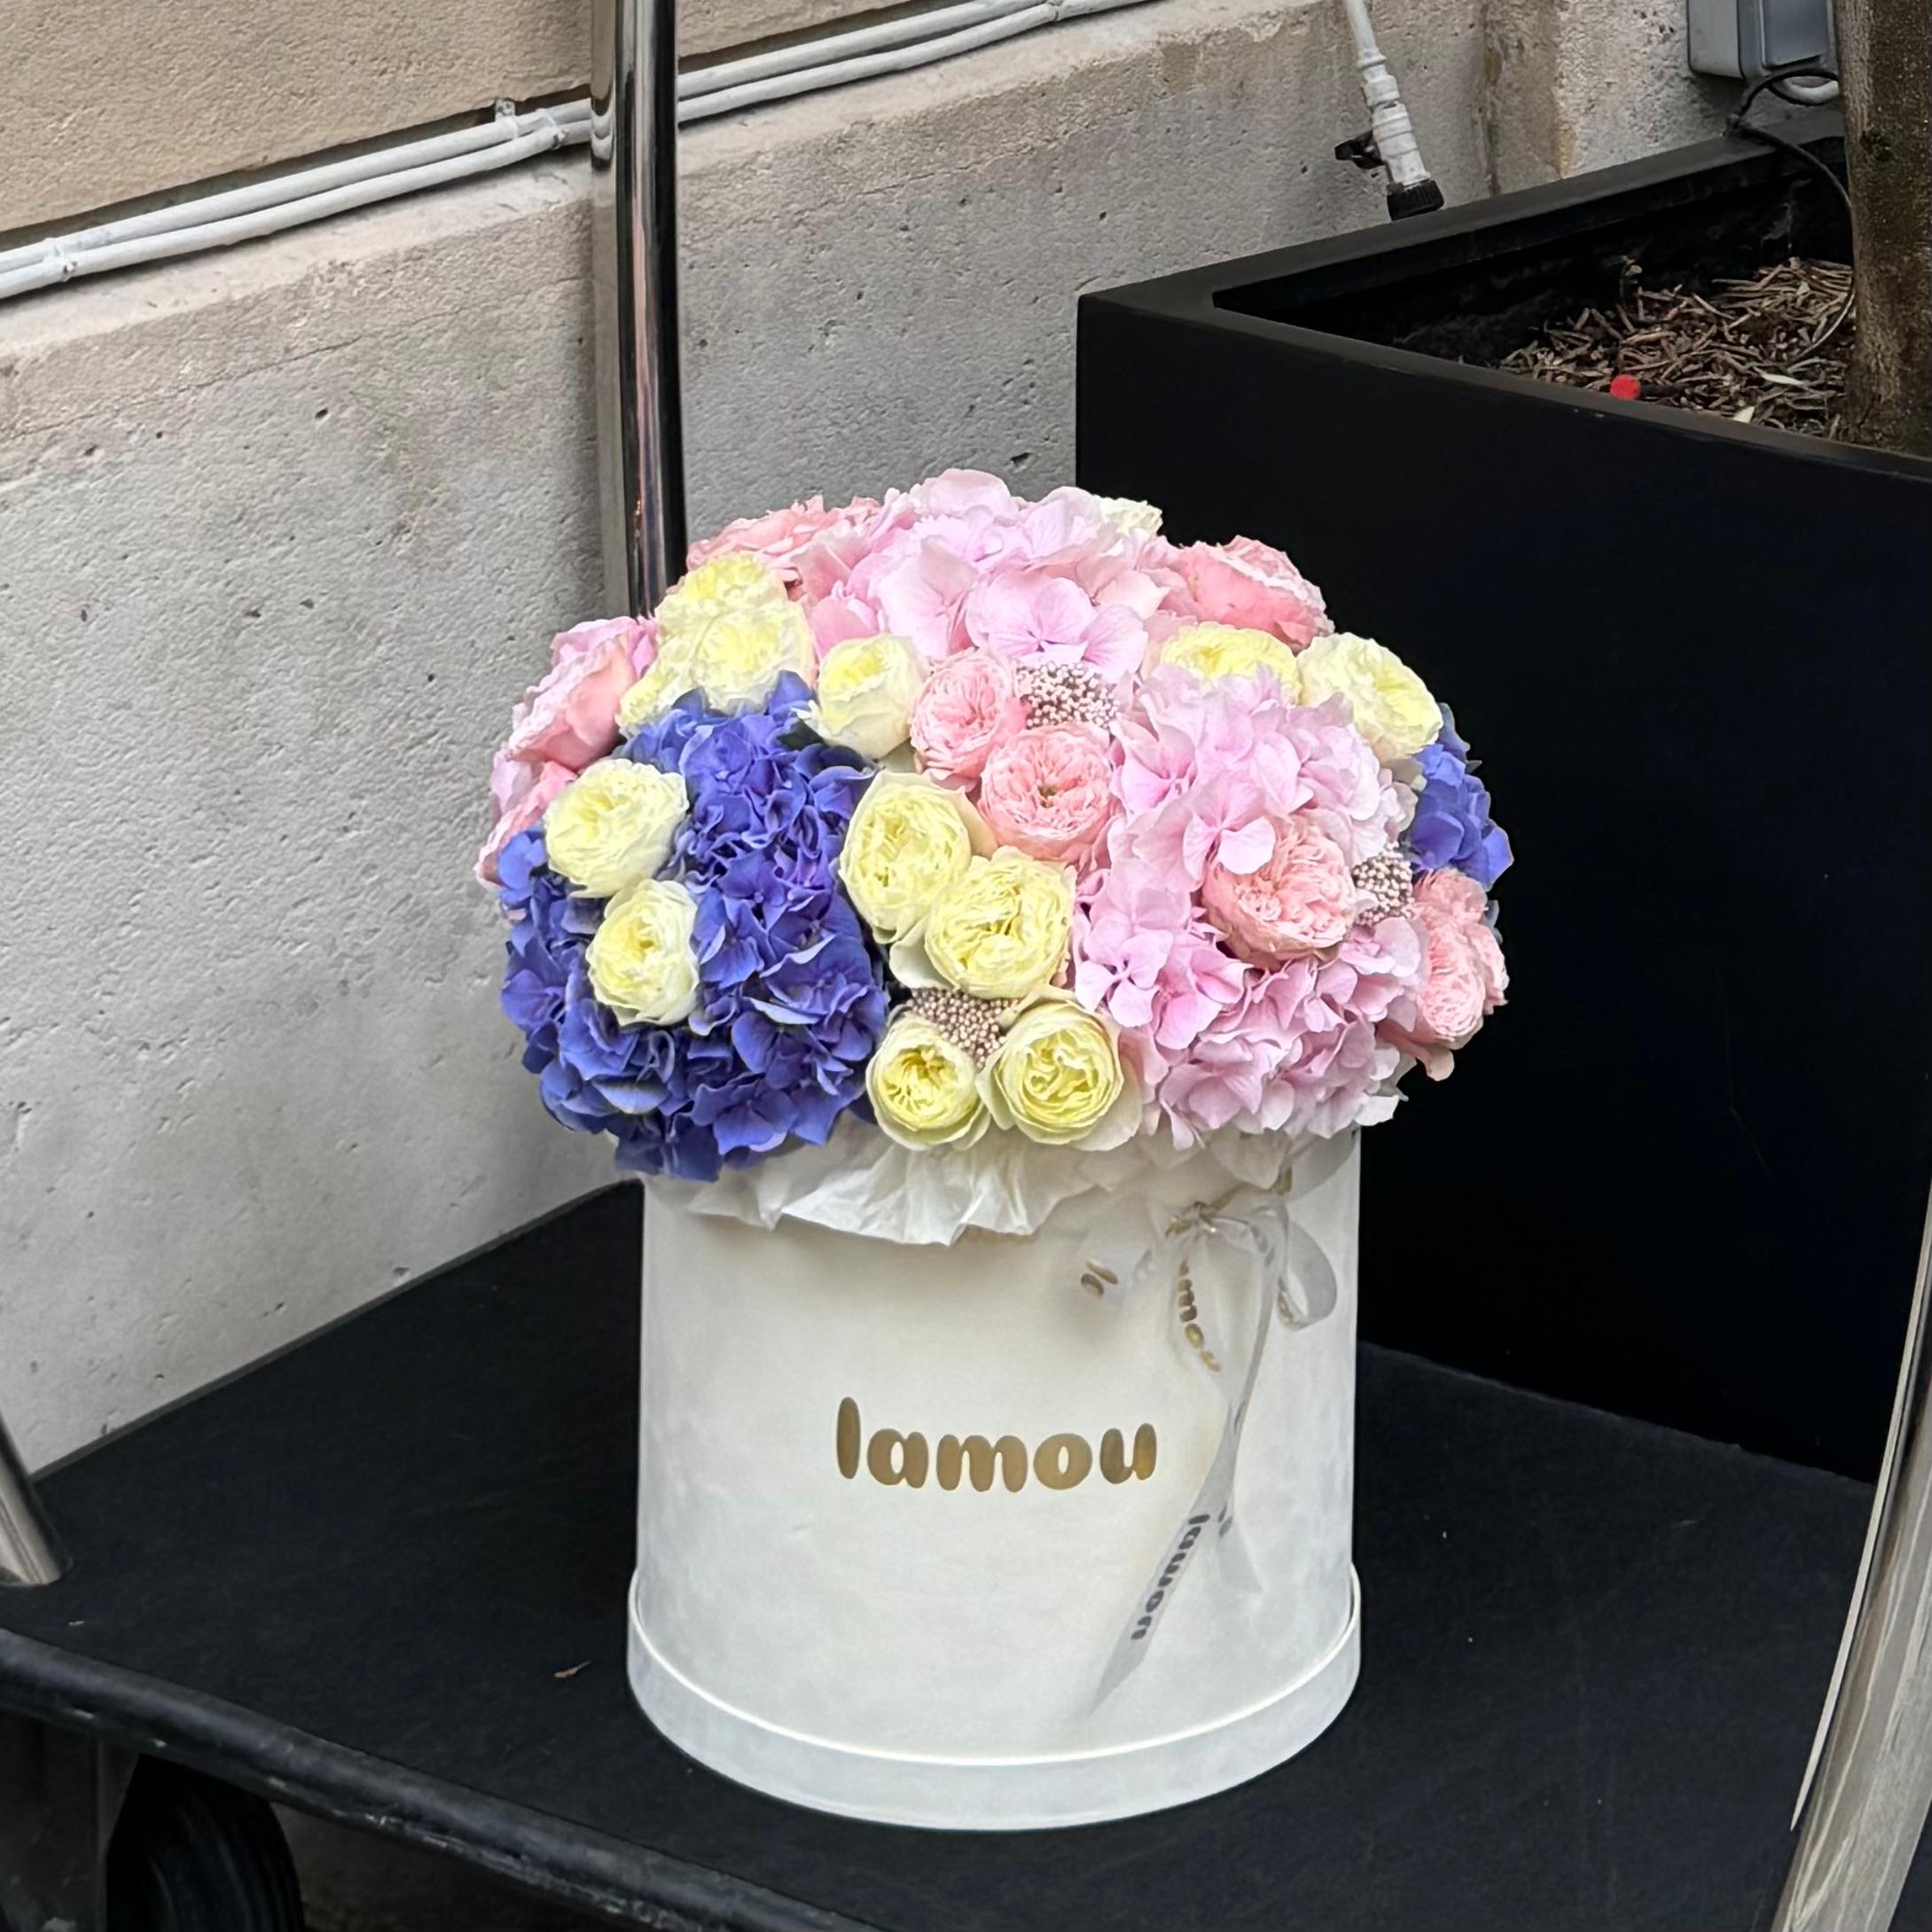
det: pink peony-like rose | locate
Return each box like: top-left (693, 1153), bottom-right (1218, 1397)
top-left (909, 651), bottom-right (1028, 786)
top-left (498, 632), bottom-right (640, 772)
top-left (1201, 813), bottom-right (1359, 964)
top-left (1168, 536), bottom-right (1330, 648)
top-left (1381, 867), bottom-right (1508, 1076)
top-left (685, 497), bottom-right (880, 584)
top-left (548, 614), bottom-right (653, 672)
top-left (977, 726), bottom-right (1116, 868)
top-left (1156, 914), bottom-right (1424, 1144)
top-left (476, 756), bottom-right (574, 885)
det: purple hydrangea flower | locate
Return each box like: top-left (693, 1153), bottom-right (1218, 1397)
top-left (496, 680), bottom-right (888, 1181)
top-left (1404, 708), bottom-right (1512, 889)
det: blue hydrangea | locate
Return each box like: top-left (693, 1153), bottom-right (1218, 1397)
top-left (494, 677), bottom-right (888, 1181)
top-left (1404, 707), bottom-right (1512, 889)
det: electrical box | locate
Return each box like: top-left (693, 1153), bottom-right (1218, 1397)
top-left (1686, 0), bottom-right (1834, 81)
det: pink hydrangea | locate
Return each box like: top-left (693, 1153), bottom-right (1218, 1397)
top-left (1112, 668), bottom-right (1405, 880)
top-left (1157, 915), bottom-right (1425, 1144)
top-left (1075, 859), bottom-right (1249, 1091)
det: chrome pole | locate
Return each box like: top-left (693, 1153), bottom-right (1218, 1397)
top-left (591, 0), bottom-right (686, 617)
top-left (1775, 1185), bottom-right (1932, 1931)
top-left (0, 1413), bottom-right (65, 1588)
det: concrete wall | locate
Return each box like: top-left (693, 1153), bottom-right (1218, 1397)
top-left (0, 0), bottom-right (1729, 1466)
top-left (0, 0), bottom-right (892, 233)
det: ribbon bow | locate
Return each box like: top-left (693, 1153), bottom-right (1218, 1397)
top-left (1083, 1150), bottom-right (1343, 1704)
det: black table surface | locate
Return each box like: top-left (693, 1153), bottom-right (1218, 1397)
top-left (1, 1183), bottom-right (1923, 1931)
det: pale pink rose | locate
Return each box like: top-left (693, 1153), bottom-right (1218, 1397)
top-left (909, 651), bottom-right (1027, 786)
top-left (685, 497), bottom-right (880, 584)
top-left (1170, 536), bottom-right (1330, 648)
top-left (977, 727), bottom-right (1116, 868)
top-left (1381, 867), bottom-right (1508, 1075)
top-left (499, 634), bottom-right (638, 771)
top-left (1201, 813), bottom-right (1359, 964)
top-left (476, 757), bottom-right (573, 886)
top-left (548, 614), bottom-right (653, 672)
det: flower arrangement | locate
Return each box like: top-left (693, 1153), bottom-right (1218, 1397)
top-left (481, 472), bottom-right (1509, 1185)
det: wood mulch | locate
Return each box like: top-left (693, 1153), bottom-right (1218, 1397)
top-left (1494, 256), bottom-right (1855, 438)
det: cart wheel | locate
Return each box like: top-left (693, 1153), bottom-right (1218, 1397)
top-left (106, 1759), bottom-right (305, 1931)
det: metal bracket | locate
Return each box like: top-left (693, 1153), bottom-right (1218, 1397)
top-left (0, 1711), bottom-right (135, 1932)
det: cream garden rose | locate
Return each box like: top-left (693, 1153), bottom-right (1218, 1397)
top-left (616, 555), bottom-right (816, 730)
top-left (542, 759), bottom-right (688, 897)
top-left (838, 771), bottom-right (987, 944)
top-left (1296, 632), bottom-right (1441, 762)
top-left (1157, 622), bottom-right (1302, 700)
top-left (585, 878), bottom-right (701, 1026)
top-left (913, 850), bottom-right (1075, 1003)
top-left (865, 1014), bottom-right (989, 1149)
top-left (982, 994), bottom-right (1135, 1147)
top-left (805, 633), bottom-right (927, 759)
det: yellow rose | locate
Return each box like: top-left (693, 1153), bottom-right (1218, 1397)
top-left (618, 556), bottom-right (815, 729)
top-left (543, 759), bottom-right (689, 897)
top-left (1157, 622), bottom-right (1302, 700)
top-left (654, 553), bottom-right (790, 646)
top-left (1296, 632), bottom-right (1442, 762)
top-left (865, 1015), bottom-right (989, 1149)
top-left (804, 633), bottom-right (927, 759)
top-left (982, 995), bottom-right (1136, 1147)
top-left (838, 771), bottom-right (985, 944)
top-left (692, 602), bottom-right (816, 713)
top-left (615, 639), bottom-right (699, 734)
top-left (916, 850), bottom-right (1074, 1003)
top-left (586, 878), bottom-right (700, 1026)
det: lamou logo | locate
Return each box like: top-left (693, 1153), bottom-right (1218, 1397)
top-left (835, 1397), bottom-right (1157, 1492)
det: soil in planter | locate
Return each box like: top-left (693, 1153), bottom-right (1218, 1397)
top-left (1491, 256), bottom-right (1854, 439)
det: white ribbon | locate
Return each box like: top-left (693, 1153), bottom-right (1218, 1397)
top-left (1084, 1144), bottom-right (1343, 1705)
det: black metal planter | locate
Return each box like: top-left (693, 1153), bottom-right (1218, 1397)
top-left (1077, 125), bottom-right (1932, 1483)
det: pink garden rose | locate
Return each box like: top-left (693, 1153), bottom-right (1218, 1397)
top-left (1381, 867), bottom-right (1508, 1076)
top-left (1201, 813), bottom-right (1359, 964)
top-left (476, 757), bottom-right (574, 885)
top-left (1169, 536), bottom-right (1330, 648)
top-left (909, 651), bottom-right (1028, 785)
top-left (686, 497), bottom-right (880, 585)
top-left (976, 725), bottom-right (1116, 868)
top-left (498, 630), bottom-right (641, 773)
top-left (477, 616), bottom-right (655, 886)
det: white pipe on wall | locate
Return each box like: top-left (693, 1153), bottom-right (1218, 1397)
top-left (0, 0), bottom-right (1153, 303)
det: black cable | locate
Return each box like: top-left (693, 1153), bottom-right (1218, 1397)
top-left (1725, 62), bottom-right (1853, 220)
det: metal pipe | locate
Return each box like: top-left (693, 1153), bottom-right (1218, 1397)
top-left (0, 1415), bottom-right (66, 1588)
top-left (1774, 1185), bottom-right (1932, 1930)
top-left (592, 0), bottom-right (687, 619)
